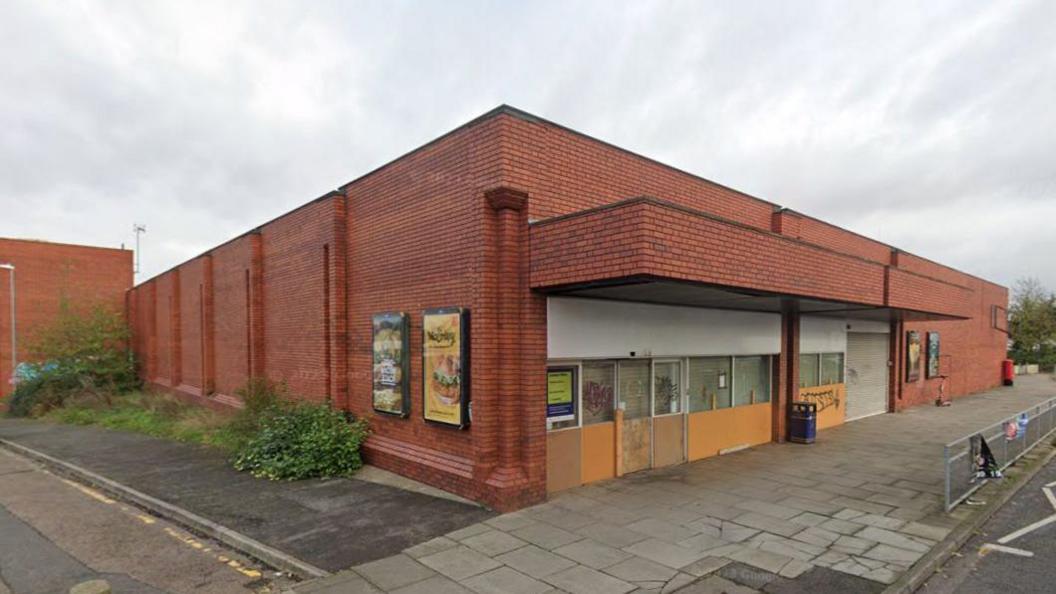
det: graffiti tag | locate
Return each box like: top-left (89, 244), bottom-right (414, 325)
top-left (798, 387), bottom-right (841, 412)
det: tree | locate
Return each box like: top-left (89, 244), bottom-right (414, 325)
top-left (1008, 278), bottom-right (1056, 366)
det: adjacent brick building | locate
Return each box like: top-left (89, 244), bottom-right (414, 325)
top-left (0, 238), bottom-right (133, 398)
top-left (125, 106), bottom-right (1009, 511)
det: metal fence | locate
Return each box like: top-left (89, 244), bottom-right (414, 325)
top-left (944, 396), bottom-right (1056, 511)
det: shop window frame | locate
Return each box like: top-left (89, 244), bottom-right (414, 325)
top-left (732, 354), bottom-right (773, 406)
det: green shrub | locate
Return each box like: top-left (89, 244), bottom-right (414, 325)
top-left (233, 401), bottom-right (369, 481)
top-left (6, 302), bottom-right (138, 417)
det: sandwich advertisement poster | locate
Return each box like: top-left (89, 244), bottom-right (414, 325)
top-left (372, 312), bottom-right (410, 416)
top-left (422, 307), bottom-right (470, 428)
top-left (906, 330), bottom-right (921, 382)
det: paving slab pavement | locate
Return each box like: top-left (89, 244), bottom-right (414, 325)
top-left (0, 419), bottom-right (493, 573)
top-left (294, 374), bottom-right (1056, 592)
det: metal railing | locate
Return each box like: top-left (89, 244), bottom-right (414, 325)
top-left (944, 396), bottom-right (1056, 511)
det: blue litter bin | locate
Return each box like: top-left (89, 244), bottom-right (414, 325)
top-left (789, 402), bottom-right (817, 444)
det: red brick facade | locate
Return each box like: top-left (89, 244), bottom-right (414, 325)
top-left (0, 238), bottom-right (133, 397)
top-left (125, 106), bottom-right (1008, 510)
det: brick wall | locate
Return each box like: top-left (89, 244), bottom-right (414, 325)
top-left (261, 196), bottom-right (339, 402)
top-left (898, 278), bottom-right (1008, 408)
top-left (0, 238), bottom-right (132, 397)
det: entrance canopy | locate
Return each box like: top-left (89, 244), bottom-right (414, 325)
top-left (530, 197), bottom-right (970, 322)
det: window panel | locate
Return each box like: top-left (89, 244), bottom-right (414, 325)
top-left (734, 356), bottom-right (771, 405)
top-left (582, 362), bottom-right (616, 425)
top-left (688, 357), bottom-right (731, 412)
top-left (618, 360), bottom-right (651, 419)
top-left (653, 360), bottom-right (682, 415)
top-left (820, 353), bottom-right (845, 385)
top-left (799, 353), bottom-right (820, 388)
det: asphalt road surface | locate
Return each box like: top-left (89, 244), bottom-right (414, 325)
top-left (0, 448), bottom-right (293, 594)
top-left (919, 451), bottom-right (1056, 594)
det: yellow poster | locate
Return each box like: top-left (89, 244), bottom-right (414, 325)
top-left (423, 309), bottom-right (465, 426)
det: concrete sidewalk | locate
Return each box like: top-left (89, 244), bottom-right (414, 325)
top-left (0, 420), bottom-right (493, 574)
top-left (297, 375), bottom-right (1056, 593)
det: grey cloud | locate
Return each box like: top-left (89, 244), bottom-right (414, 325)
top-left (1, 0), bottom-right (1053, 289)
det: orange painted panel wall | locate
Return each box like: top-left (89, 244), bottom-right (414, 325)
top-left (546, 428), bottom-right (582, 493)
top-left (652, 414), bottom-right (685, 468)
top-left (796, 384), bottom-right (846, 431)
top-left (687, 403), bottom-right (772, 462)
top-left (580, 422), bottom-right (615, 484)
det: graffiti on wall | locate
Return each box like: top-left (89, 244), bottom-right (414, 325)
top-left (797, 386), bottom-right (841, 412)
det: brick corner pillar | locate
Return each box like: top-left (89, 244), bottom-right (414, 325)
top-left (480, 186), bottom-right (542, 509)
top-left (774, 302), bottom-right (800, 443)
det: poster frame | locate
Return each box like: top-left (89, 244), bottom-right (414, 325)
top-left (372, 311), bottom-right (411, 417)
top-left (906, 330), bottom-right (921, 383)
top-left (546, 366), bottom-right (578, 423)
top-left (421, 307), bottom-right (471, 429)
top-left (926, 331), bottom-right (941, 379)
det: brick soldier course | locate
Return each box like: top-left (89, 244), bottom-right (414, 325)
top-left (125, 105), bottom-right (1008, 511)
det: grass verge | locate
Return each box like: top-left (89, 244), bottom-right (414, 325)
top-left (42, 392), bottom-right (248, 453)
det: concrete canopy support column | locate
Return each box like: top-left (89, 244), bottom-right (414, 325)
top-left (483, 187), bottom-right (532, 503)
top-left (774, 304), bottom-right (800, 443)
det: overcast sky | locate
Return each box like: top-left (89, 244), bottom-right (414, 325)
top-left (2, 1), bottom-right (1053, 290)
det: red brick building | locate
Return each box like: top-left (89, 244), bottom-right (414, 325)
top-left (0, 238), bottom-right (134, 397)
top-left (125, 106), bottom-right (1008, 511)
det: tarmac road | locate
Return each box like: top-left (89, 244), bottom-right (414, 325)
top-left (0, 448), bottom-right (293, 594)
top-left (919, 449), bottom-right (1056, 594)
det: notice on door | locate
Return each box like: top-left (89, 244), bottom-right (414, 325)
top-left (547, 368), bottom-right (576, 421)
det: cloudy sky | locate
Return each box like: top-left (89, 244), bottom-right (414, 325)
top-left (2, 1), bottom-right (1053, 289)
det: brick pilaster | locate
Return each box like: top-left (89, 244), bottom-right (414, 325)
top-left (148, 281), bottom-right (157, 381)
top-left (331, 195), bottom-right (349, 410)
top-left (248, 232), bottom-right (265, 379)
top-left (202, 255), bottom-right (215, 395)
top-left (483, 187), bottom-right (531, 497)
top-left (171, 269), bottom-right (182, 386)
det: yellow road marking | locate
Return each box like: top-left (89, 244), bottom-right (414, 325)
top-left (61, 479), bottom-right (115, 504)
top-left (57, 476), bottom-right (268, 582)
top-left (162, 527), bottom-right (264, 579)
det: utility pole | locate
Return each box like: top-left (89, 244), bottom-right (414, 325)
top-left (133, 223), bottom-right (147, 276)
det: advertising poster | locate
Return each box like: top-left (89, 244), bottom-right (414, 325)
top-left (372, 312), bottom-right (409, 416)
top-left (546, 367), bottom-right (576, 421)
top-left (423, 307), bottom-right (470, 428)
top-left (906, 330), bottom-right (921, 382)
top-left (926, 331), bottom-right (941, 379)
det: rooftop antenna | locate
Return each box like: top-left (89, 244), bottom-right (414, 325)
top-left (133, 223), bottom-right (146, 276)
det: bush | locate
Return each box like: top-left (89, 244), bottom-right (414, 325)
top-left (6, 302), bottom-right (138, 417)
top-left (233, 400), bottom-right (369, 481)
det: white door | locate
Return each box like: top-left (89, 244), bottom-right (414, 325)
top-left (845, 332), bottom-right (889, 421)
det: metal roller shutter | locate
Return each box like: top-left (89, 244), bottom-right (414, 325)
top-left (845, 332), bottom-right (889, 421)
